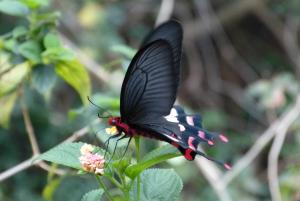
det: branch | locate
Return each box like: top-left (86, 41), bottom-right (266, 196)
top-left (0, 158), bottom-right (33, 181)
top-left (253, 5), bottom-right (300, 76)
top-left (184, 0), bottom-right (266, 39)
top-left (155, 0), bottom-right (175, 26)
top-left (199, 0), bottom-right (258, 83)
top-left (268, 122), bottom-right (289, 201)
top-left (0, 121), bottom-right (96, 182)
top-left (195, 157), bottom-right (233, 201)
top-left (21, 101), bottom-right (40, 155)
top-left (221, 95), bottom-right (300, 187)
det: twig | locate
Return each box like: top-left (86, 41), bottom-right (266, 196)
top-left (267, 94), bottom-right (300, 201)
top-left (195, 157), bottom-right (233, 201)
top-left (194, 0), bottom-right (222, 93)
top-left (221, 95), bottom-right (300, 187)
top-left (0, 158), bottom-right (33, 181)
top-left (0, 122), bottom-right (93, 182)
top-left (155, 0), bottom-right (175, 26)
top-left (221, 81), bottom-right (267, 125)
top-left (253, 6), bottom-right (300, 76)
top-left (185, 0), bottom-right (266, 39)
top-left (282, 17), bottom-right (300, 76)
top-left (21, 101), bottom-right (40, 156)
top-left (268, 124), bottom-right (289, 201)
top-left (200, 0), bottom-right (258, 83)
top-left (21, 101), bottom-right (68, 175)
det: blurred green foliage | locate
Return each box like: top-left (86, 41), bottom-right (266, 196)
top-left (1, 0), bottom-right (300, 201)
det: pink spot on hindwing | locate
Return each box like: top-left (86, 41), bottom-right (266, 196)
top-left (186, 116), bottom-right (194, 126)
top-left (208, 140), bottom-right (214, 146)
top-left (224, 163), bottom-right (232, 170)
top-left (219, 134), bottom-right (229, 143)
top-left (188, 137), bottom-right (196, 150)
top-left (198, 131), bottom-right (205, 139)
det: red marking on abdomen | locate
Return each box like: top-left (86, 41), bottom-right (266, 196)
top-left (171, 142), bottom-right (179, 147)
top-left (119, 124), bottom-right (165, 141)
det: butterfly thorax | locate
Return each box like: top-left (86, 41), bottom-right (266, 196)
top-left (108, 117), bottom-right (165, 140)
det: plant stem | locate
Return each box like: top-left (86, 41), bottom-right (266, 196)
top-left (95, 175), bottom-right (114, 201)
top-left (105, 175), bottom-right (123, 189)
top-left (134, 137), bottom-right (141, 201)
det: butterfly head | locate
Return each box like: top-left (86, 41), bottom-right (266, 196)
top-left (108, 117), bottom-right (121, 126)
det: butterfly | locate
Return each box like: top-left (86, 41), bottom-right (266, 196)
top-left (105, 20), bottom-right (231, 170)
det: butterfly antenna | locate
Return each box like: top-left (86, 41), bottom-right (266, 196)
top-left (98, 113), bottom-right (110, 119)
top-left (87, 96), bottom-right (113, 117)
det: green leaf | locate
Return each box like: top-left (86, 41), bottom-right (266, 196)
top-left (3, 38), bottom-right (17, 51)
top-left (125, 145), bottom-right (180, 179)
top-left (42, 47), bottom-right (74, 62)
top-left (0, 38), bottom-right (4, 49)
top-left (55, 59), bottom-right (91, 105)
top-left (0, 91), bottom-right (18, 128)
top-left (0, 0), bottom-right (29, 16)
top-left (130, 169), bottom-right (183, 201)
top-left (20, 0), bottom-right (49, 9)
top-left (0, 61), bottom-right (30, 97)
top-left (111, 44), bottom-right (136, 59)
top-left (81, 189), bottom-right (104, 201)
top-left (32, 65), bottom-right (57, 96)
top-left (37, 142), bottom-right (85, 169)
top-left (44, 33), bottom-right (61, 49)
top-left (13, 26), bottom-right (28, 38)
top-left (18, 40), bottom-right (42, 62)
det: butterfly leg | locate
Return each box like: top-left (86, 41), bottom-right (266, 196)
top-left (120, 137), bottom-right (133, 161)
top-left (108, 134), bottom-right (129, 164)
top-left (104, 132), bottom-right (122, 159)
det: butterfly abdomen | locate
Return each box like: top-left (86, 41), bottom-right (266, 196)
top-left (115, 121), bottom-right (165, 141)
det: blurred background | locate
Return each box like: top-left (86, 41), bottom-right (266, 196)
top-left (1, 0), bottom-right (300, 200)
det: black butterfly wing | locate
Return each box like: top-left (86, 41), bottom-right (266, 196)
top-left (120, 39), bottom-right (178, 127)
top-left (142, 20), bottom-right (182, 89)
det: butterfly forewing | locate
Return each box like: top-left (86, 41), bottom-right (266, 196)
top-left (142, 21), bottom-right (182, 88)
top-left (120, 40), bottom-right (178, 126)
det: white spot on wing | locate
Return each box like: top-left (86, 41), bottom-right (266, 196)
top-left (186, 116), bottom-right (194, 126)
top-left (179, 124), bottom-right (185, 131)
top-left (169, 108), bottom-right (178, 116)
top-left (164, 116), bottom-right (179, 123)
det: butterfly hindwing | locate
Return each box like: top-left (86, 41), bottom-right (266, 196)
top-left (164, 106), bottom-right (229, 162)
top-left (170, 105), bottom-right (203, 128)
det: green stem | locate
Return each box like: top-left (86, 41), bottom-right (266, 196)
top-left (118, 172), bottom-right (130, 201)
top-left (135, 137), bottom-right (141, 201)
top-left (105, 175), bottom-right (123, 189)
top-left (95, 175), bottom-right (114, 201)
